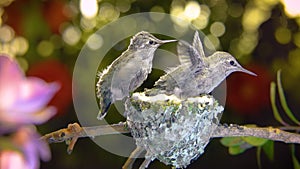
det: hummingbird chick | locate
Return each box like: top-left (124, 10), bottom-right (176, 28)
top-left (96, 31), bottom-right (176, 120)
top-left (147, 31), bottom-right (256, 99)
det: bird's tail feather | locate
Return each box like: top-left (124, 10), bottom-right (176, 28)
top-left (97, 101), bottom-right (111, 120)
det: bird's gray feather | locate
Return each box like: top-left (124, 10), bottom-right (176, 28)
top-left (177, 40), bottom-right (204, 66)
top-left (192, 31), bottom-right (206, 58)
top-left (96, 31), bottom-right (176, 120)
top-left (146, 31), bottom-right (255, 99)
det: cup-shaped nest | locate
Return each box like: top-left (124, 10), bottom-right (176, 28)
top-left (125, 93), bottom-right (224, 168)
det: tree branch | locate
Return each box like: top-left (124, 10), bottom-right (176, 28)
top-left (41, 122), bottom-right (130, 154)
top-left (212, 124), bottom-right (300, 144)
top-left (41, 122), bottom-right (300, 154)
top-left (41, 122), bottom-right (129, 143)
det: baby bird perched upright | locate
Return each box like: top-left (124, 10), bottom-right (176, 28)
top-left (96, 31), bottom-right (176, 120)
top-left (147, 31), bottom-right (256, 98)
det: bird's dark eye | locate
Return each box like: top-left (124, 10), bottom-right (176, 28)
top-left (229, 60), bottom-right (235, 66)
top-left (149, 40), bottom-right (156, 45)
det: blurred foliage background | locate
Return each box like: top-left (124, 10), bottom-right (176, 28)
top-left (0, 0), bottom-right (300, 168)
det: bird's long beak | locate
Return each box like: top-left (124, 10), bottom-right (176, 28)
top-left (160, 39), bottom-right (177, 44)
top-left (239, 67), bottom-right (257, 76)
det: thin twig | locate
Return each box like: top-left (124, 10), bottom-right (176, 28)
top-left (139, 158), bottom-right (152, 169)
top-left (279, 126), bottom-right (300, 132)
top-left (122, 146), bottom-right (145, 169)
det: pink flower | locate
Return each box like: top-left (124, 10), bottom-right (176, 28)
top-left (0, 151), bottom-right (28, 169)
top-left (0, 55), bottom-right (59, 128)
top-left (0, 126), bottom-right (51, 169)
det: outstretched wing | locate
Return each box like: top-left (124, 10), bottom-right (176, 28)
top-left (177, 40), bottom-right (205, 67)
top-left (192, 31), bottom-right (206, 58)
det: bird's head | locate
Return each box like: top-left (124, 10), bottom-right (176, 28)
top-left (211, 51), bottom-right (256, 77)
top-left (129, 31), bottom-right (176, 50)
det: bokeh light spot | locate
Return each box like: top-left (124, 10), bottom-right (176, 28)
top-left (200, 5), bottom-right (211, 17)
top-left (115, 0), bottom-right (131, 13)
top-left (86, 34), bottom-right (103, 50)
top-left (62, 26), bottom-right (81, 46)
top-left (192, 15), bottom-right (209, 30)
top-left (171, 0), bottom-right (185, 10)
top-left (37, 40), bottom-right (54, 57)
top-left (228, 3), bottom-right (243, 18)
top-left (242, 8), bottom-right (270, 32)
top-left (80, 0), bottom-right (98, 19)
top-left (80, 17), bottom-right (97, 31)
top-left (0, 25), bottom-right (14, 42)
top-left (11, 36), bottom-right (29, 56)
top-left (237, 32), bottom-right (258, 55)
top-left (184, 1), bottom-right (201, 20)
top-left (171, 6), bottom-right (187, 25)
top-left (210, 22), bottom-right (226, 37)
top-left (275, 27), bottom-right (291, 44)
top-left (280, 0), bottom-right (300, 18)
top-left (98, 3), bottom-right (120, 21)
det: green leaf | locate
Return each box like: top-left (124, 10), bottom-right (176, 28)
top-left (220, 137), bottom-right (244, 147)
top-left (270, 82), bottom-right (288, 125)
top-left (262, 140), bottom-right (274, 161)
top-left (291, 145), bottom-right (300, 169)
top-left (277, 70), bottom-right (300, 125)
top-left (242, 136), bottom-right (268, 146)
top-left (229, 145), bottom-right (248, 155)
top-left (221, 137), bottom-right (253, 155)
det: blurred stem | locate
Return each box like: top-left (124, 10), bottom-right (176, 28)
top-left (256, 146), bottom-right (262, 169)
top-left (270, 82), bottom-right (289, 126)
top-left (291, 144), bottom-right (300, 169)
top-left (276, 70), bottom-right (300, 125)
